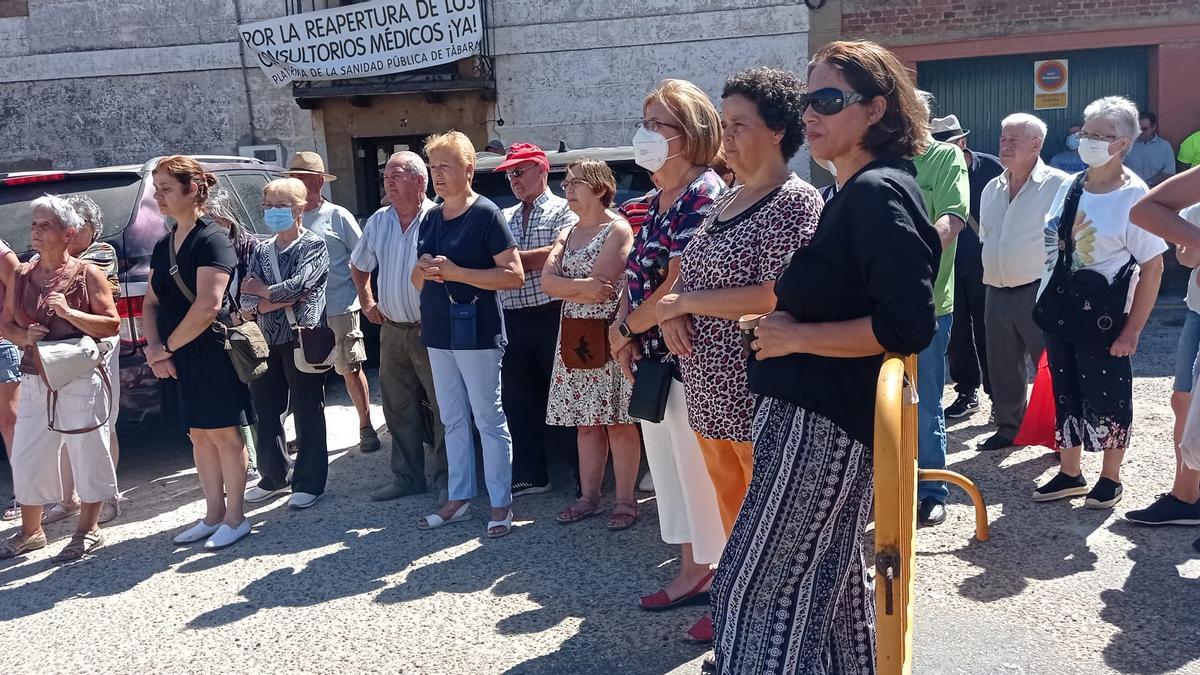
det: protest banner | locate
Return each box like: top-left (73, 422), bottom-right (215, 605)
top-left (239, 0), bottom-right (483, 87)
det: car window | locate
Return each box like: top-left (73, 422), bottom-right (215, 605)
top-left (219, 172), bottom-right (270, 234)
top-left (0, 175), bottom-right (143, 254)
top-left (472, 160), bottom-right (652, 211)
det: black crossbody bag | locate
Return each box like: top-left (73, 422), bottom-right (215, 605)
top-left (1032, 174), bottom-right (1137, 347)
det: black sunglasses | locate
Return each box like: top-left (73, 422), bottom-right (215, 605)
top-left (801, 88), bottom-right (866, 116)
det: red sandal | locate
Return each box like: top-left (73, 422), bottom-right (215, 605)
top-left (684, 613), bottom-right (714, 644)
top-left (556, 497), bottom-right (603, 525)
top-left (638, 570), bottom-right (715, 611)
top-left (606, 500), bottom-right (639, 530)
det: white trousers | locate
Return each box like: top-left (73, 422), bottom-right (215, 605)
top-left (640, 379), bottom-right (726, 565)
top-left (12, 372), bottom-right (116, 506)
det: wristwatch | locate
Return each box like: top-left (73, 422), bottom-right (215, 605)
top-left (618, 321), bottom-right (634, 339)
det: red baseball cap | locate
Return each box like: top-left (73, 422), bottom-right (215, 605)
top-left (494, 142), bottom-right (549, 172)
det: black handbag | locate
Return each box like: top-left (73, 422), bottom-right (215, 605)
top-left (628, 357), bottom-right (674, 423)
top-left (1032, 174), bottom-right (1137, 347)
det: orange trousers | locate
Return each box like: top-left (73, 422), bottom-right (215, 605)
top-left (694, 434), bottom-right (754, 535)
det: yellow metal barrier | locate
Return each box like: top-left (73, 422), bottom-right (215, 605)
top-left (873, 354), bottom-right (991, 675)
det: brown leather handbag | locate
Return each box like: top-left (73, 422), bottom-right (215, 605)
top-left (560, 317), bottom-right (609, 370)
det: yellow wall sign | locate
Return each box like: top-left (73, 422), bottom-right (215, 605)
top-left (1034, 59), bottom-right (1069, 110)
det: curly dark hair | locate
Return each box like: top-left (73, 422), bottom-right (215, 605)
top-left (721, 67), bottom-right (807, 161)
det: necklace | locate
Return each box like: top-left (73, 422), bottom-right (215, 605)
top-left (35, 260), bottom-right (74, 319)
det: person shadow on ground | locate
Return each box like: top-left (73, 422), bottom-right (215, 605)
top-left (931, 445), bottom-right (1107, 602)
top-left (372, 499), bottom-right (708, 675)
top-left (1100, 520), bottom-right (1200, 674)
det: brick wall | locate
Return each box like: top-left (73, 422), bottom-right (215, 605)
top-left (843, 0), bottom-right (1200, 44)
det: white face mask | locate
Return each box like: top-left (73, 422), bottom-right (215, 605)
top-left (1077, 137), bottom-right (1116, 168)
top-left (633, 126), bottom-right (680, 173)
top-left (818, 158), bottom-right (837, 177)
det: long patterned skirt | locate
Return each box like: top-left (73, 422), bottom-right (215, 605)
top-left (711, 397), bottom-right (876, 674)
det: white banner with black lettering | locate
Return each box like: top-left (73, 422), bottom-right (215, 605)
top-left (238, 0), bottom-right (482, 87)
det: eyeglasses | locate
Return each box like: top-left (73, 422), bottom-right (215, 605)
top-left (1076, 131), bottom-right (1119, 143)
top-left (800, 88), bottom-right (866, 116)
top-left (506, 167), bottom-right (533, 179)
top-left (636, 120), bottom-right (682, 134)
top-left (560, 178), bottom-right (589, 190)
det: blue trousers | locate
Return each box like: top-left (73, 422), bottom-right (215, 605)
top-left (918, 314), bottom-right (953, 503)
top-left (428, 348), bottom-right (514, 508)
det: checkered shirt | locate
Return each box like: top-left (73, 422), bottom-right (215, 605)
top-left (501, 190), bottom-right (577, 310)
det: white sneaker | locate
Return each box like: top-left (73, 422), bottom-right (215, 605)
top-left (288, 492), bottom-right (321, 510)
top-left (173, 520), bottom-right (220, 545)
top-left (245, 467), bottom-right (262, 487)
top-left (245, 485), bottom-right (288, 503)
top-left (204, 520), bottom-right (251, 550)
top-left (638, 471), bottom-right (655, 493)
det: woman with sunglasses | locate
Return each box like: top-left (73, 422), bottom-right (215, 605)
top-left (609, 79), bottom-right (725, 633)
top-left (709, 41), bottom-right (940, 674)
top-left (655, 67), bottom-right (822, 643)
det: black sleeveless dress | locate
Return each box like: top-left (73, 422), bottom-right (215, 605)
top-left (150, 221), bottom-right (255, 431)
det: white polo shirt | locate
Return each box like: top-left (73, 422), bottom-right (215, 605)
top-left (979, 159), bottom-right (1070, 288)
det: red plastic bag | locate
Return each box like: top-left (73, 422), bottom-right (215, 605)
top-left (1014, 351), bottom-right (1057, 450)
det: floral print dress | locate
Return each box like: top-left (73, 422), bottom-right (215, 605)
top-left (546, 221), bottom-right (634, 427)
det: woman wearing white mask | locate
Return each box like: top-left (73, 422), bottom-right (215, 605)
top-left (608, 79), bottom-right (725, 641)
top-left (1032, 96), bottom-right (1166, 510)
top-left (241, 178), bottom-right (331, 513)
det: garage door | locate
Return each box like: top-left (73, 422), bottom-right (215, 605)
top-left (917, 47), bottom-right (1149, 159)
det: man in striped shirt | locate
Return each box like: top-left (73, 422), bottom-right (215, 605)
top-left (351, 151), bottom-right (447, 502)
top-left (496, 143), bottom-right (579, 496)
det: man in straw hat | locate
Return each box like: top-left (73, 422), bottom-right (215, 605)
top-left (286, 151), bottom-right (381, 454)
top-left (932, 114), bottom-right (1003, 425)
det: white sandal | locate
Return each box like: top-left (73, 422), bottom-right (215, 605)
top-left (486, 509), bottom-right (514, 539)
top-left (417, 502), bottom-right (472, 530)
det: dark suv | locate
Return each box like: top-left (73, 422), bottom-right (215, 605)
top-left (0, 156), bottom-right (284, 420)
top-left (472, 146), bottom-right (652, 209)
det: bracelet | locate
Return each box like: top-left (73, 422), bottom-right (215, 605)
top-left (163, 342), bottom-right (176, 355)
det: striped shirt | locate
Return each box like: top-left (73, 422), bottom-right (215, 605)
top-left (501, 190), bottom-right (577, 309)
top-left (350, 200), bottom-right (432, 324)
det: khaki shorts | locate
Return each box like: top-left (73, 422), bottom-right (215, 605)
top-left (328, 310), bottom-right (367, 375)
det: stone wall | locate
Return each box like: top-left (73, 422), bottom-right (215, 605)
top-left (0, 0), bottom-right (315, 171)
top-left (488, 0), bottom-right (809, 151)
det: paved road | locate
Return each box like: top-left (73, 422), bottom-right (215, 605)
top-left (1, 302), bottom-right (1199, 674)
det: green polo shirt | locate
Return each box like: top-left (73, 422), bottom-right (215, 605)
top-left (912, 140), bottom-right (970, 317)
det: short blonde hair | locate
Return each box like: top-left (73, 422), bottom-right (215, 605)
top-left (566, 159), bottom-right (617, 207)
top-left (263, 177), bottom-right (307, 206)
top-left (644, 79), bottom-right (722, 166)
top-left (424, 130), bottom-right (476, 167)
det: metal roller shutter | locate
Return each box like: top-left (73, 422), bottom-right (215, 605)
top-left (917, 47), bottom-right (1149, 159)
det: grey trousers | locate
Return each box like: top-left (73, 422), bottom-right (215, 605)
top-left (380, 320), bottom-right (448, 496)
top-left (984, 283), bottom-right (1045, 438)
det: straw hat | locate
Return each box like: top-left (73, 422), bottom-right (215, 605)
top-left (286, 151), bottom-right (337, 181)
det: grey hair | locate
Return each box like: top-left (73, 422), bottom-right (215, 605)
top-left (1083, 96), bottom-right (1140, 142)
top-left (203, 188), bottom-right (248, 242)
top-left (31, 194), bottom-right (82, 231)
top-left (65, 194), bottom-right (104, 238)
top-left (387, 151), bottom-right (428, 185)
top-left (1000, 113), bottom-right (1048, 141)
top-left (915, 89), bottom-right (935, 121)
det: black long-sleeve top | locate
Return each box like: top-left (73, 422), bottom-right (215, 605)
top-left (747, 156), bottom-right (940, 445)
